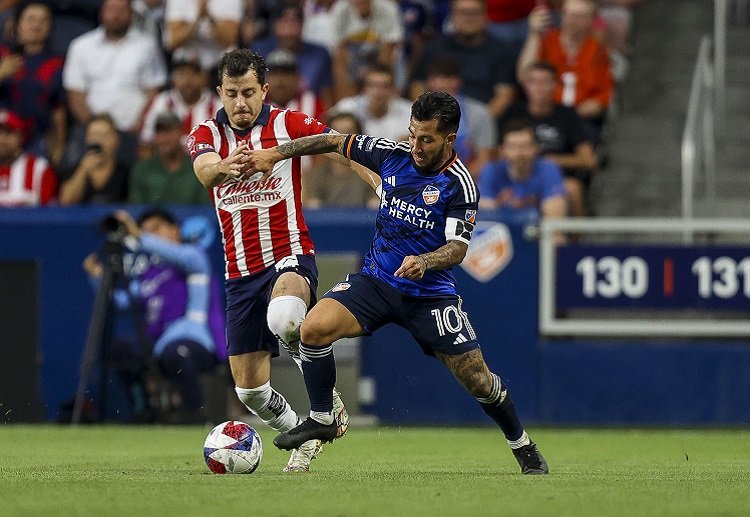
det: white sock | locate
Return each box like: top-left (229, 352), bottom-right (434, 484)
top-left (507, 431), bottom-right (531, 449)
top-left (235, 382), bottom-right (300, 433)
top-left (310, 411), bottom-right (334, 425)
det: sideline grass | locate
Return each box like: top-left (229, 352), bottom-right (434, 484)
top-left (1, 426), bottom-right (749, 516)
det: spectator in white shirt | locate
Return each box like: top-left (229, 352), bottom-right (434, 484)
top-left (331, 0), bottom-right (404, 100)
top-left (63, 0), bottom-right (167, 133)
top-left (164, 0), bottom-right (242, 74)
top-left (330, 63), bottom-right (411, 142)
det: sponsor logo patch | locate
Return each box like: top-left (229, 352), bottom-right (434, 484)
top-left (460, 222), bottom-right (513, 282)
top-left (330, 282), bottom-right (351, 292)
top-left (422, 185), bottom-right (440, 205)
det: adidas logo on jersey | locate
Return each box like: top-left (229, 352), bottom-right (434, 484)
top-left (384, 176), bottom-right (396, 187)
top-left (453, 334), bottom-right (468, 344)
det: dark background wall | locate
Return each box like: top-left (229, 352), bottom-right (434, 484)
top-left (1, 207), bottom-right (749, 424)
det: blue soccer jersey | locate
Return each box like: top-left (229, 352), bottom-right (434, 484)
top-left (343, 135), bottom-right (479, 296)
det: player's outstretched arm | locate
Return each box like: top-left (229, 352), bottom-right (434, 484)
top-left (249, 133), bottom-right (348, 178)
top-left (395, 240), bottom-right (469, 280)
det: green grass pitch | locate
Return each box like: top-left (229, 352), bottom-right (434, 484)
top-left (1, 425), bottom-right (749, 516)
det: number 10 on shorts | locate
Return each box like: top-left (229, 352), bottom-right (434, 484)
top-left (430, 305), bottom-right (476, 339)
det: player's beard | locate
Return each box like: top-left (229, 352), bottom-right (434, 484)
top-left (412, 149), bottom-right (446, 172)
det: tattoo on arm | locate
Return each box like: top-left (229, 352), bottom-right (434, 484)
top-left (276, 134), bottom-right (347, 158)
top-left (419, 240), bottom-right (468, 271)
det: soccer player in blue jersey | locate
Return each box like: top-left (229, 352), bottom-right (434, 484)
top-left (244, 91), bottom-right (548, 474)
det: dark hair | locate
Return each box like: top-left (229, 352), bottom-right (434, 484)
top-left (270, 1), bottom-right (303, 23)
top-left (217, 49), bottom-right (268, 86)
top-left (137, 207), bottom-right (178, 227)
top-left (326, 112), bottom-right (363, 134)
top-left (525, 61), bottom-right (557, 78)
top-left (367, 62), bottom-right (394, 77)
top-left (500, 117), bottom-right (537, 142)
top-left (13, 2), bottom-right (53, 50)
top-left (411, 91), bottom-right (461, 134)
top-left (425, 55), bottom-right (462, 79)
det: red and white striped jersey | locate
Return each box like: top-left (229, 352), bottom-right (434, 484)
top-left (140, 88), bottom-right (221, 143)
top-left (272, 90), bottom-right (325, 172)
top-left (188, 104), bottom-right (330, 279)
top-left (279, 90), bottom-right (325, 120)
top-left (0, 153), bottom-right (57, 207)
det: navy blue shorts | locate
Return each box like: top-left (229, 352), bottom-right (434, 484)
top-left (225, 254), bottom-right (318, 357)
top-left (323, 273), bottom-right (479, 357)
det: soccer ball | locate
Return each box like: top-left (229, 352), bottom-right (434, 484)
top-left (203, 420), bottom-right (263, 474)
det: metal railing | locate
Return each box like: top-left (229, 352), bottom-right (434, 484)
top-left (681, 1), bottom-right (733, 226)
top-left (715, 0), bottom-right (728, 128)
top-left (681, 36), bottom-right (715, 227)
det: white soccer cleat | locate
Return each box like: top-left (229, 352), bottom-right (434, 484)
top-left (283, 439), bottom-right (322, 472)
top-left (332, 387), bottom-right (349, 438)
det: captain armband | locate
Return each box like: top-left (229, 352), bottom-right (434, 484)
top-left (445, 216), bottom-right (474, 245)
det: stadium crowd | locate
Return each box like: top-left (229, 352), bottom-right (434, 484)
top-left (0, 0), bottom-right (641, 217)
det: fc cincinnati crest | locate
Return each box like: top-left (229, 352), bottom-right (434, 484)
top-left (422, 185), bottom-right (440, 205)
top-left (460, 222), bottom-right (513, 282)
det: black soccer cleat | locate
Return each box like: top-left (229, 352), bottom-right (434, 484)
top-left (512, 442), bottom-right (549, 475)
top-left (274, 418), bottom-right (340, 451)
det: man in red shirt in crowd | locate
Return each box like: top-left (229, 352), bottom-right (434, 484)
top-left (0, 109), bottom-right (57, 206)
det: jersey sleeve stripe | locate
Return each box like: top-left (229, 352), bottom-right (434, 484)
top-left (374, 139), bottom-right (398, 149)
top-left (205, 120), bottom-right (222, 154)
top-left (344, 134), bottom-right (354, 158)
top-left (447, 161), bottom-right (478, 204)
top-left (452, 160), bottom-right (478, 200)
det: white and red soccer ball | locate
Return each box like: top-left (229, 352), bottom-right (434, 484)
top-left (204, 420), bottom-right (263, 474)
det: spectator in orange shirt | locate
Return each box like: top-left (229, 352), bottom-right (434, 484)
top-left (517, 0), bottom-right (612, 138)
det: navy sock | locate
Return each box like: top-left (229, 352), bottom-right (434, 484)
top-left (299, 343), bottom-right (336, 413)
top-left (477, 373), bottom-right (525, 442)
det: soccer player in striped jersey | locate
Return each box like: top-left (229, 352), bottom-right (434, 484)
top-left (189, 49), bottom-right (378, 472)
top-left (245, 91), bottom-right (549, 475)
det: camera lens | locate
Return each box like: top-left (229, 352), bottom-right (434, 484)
top-left (100, 215), bottom-right (123, 234)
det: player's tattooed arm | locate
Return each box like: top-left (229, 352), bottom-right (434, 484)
top-left (395, 240), bottom-right (468, 280)
top-left (248, 134), bottom-right (348, 180)
top-left (275, 133), bottom-right (347, 158)
top-left (420, 240), bottom-right (468, 270)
